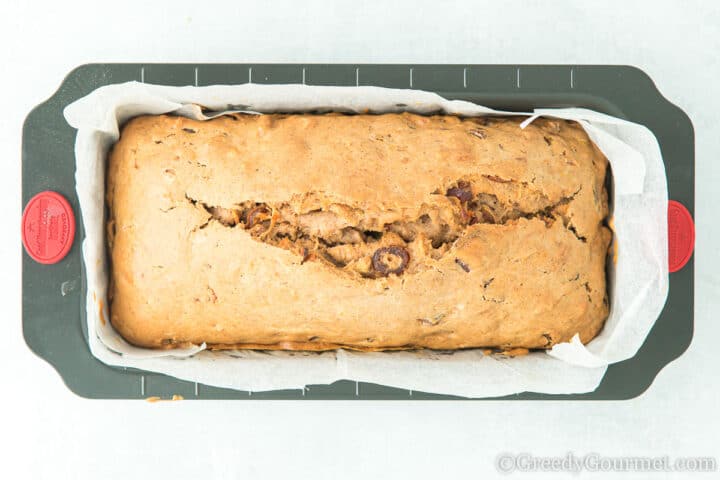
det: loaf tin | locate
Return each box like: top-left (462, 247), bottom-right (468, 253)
top-left (22, 64), bottom-right (694, 400)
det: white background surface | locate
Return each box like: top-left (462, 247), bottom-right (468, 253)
top-left (1, 1), bottom-right (717, 478)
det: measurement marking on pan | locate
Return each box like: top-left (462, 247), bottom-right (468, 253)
top-left (516, 67), bottom-right (521, 88)
top-left (248, 390), bottom-right (252, 397)
top-left (409, 68), bottom-right (413, 88)
top-left (570, 68), bottom-right (575, 89)
top-left (355, 67), bottom-right (360, 86)
top-left (302, 67), bottom-right (306, 85)
top-left (194, 67), bottom-right (199, 86)
top-left (140, 66), bottom-right (145, 83)
top-left (355, 381), bottom-right (359, 396)
top-left (140, 375), bottom-right (145, 396)
top-left (194, 382), bottom-right (199, 396)
top-left (463, 67), bottom-right (467, 88)
top-left (248, 67), bottom-right (253, 83)
top-left (409, 389), bottom-right (413, 397)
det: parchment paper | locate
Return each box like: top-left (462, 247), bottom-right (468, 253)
top-left (63, 82), bottom-right (668, 398)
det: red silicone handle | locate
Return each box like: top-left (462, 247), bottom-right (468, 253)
top-left (21, 191), bottom-right (76, 265)
top-left (668, 200), bottom-right (694, 273)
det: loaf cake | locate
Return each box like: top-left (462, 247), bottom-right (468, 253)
top-left (106, 112), bottom-right (611, 351)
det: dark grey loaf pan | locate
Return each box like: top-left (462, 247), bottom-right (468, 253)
top-left (22, 64), bottom-right (694, 399)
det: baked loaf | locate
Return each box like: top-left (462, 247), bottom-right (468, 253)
top-left (106, 113), bottom-right (611, 351)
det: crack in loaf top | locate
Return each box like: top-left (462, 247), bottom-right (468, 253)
top-left (108, 112), bottom-right (610, 283)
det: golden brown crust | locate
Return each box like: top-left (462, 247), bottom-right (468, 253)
top-left (107, 113), bottom-right (610, 351)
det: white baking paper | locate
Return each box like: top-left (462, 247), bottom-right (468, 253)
top-left (63, 82), bottom-right (668, 398)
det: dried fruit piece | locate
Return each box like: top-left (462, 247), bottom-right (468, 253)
top-left (446, 180), bottom-right (473, 203)
top-left (245, 205), bottom-right (272, 230)
top-left (372, 246), bottom-right (410, 276)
